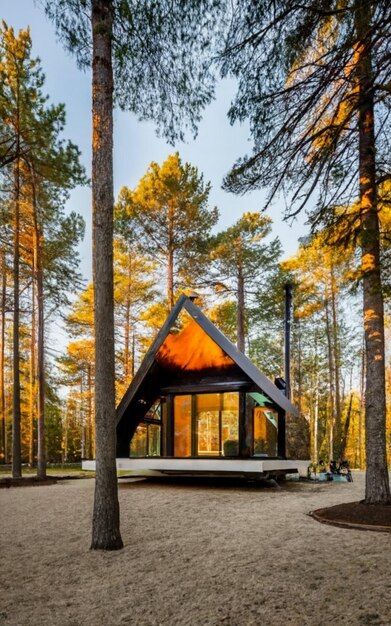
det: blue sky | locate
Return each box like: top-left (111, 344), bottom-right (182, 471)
top-left (2, 0), bottom-right (306, 283)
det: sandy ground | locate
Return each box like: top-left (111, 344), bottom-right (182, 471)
top-left (0, 471), bottom-right (390, 626)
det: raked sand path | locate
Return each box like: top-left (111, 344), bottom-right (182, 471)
top-left (0, 471), bottom-right (390, 626)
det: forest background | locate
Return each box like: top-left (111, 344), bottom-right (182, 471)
top-left (0, 0), bottom-right (390, 476)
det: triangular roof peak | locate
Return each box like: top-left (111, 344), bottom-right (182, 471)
top-left (116, 295), bottom-right (298, 423)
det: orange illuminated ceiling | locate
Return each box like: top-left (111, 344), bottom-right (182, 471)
top-left (156, 319), bottom-right (234, 372)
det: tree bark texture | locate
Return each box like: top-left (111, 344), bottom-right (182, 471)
top-left (36, 241), bottom-right (46, 479)
top-left (358, 340), bottom-right (365, 469)
top-left (124, 282), bottom-right (131, 381)
top-left (325, 293), bottom-right (335, 461)
top-left (330, 267), bottom-right (342, 457)
top-left (12, 140), bottom-right (22, 478)
top-left (167, 203), bottom-right (174, 310)
top-left (131, 330), bottom-right (135, 378)
top-left (296, 320), bottom-right (302, 416)
top-left (1, 252), bottom-right (7, 463)
top-left (31, 172), bottom-right (46, 479)
top-left (312, 331), bottom-right (319, 464)
top-left (236, 243), bottom-right (245, 353)
top-left (87, 364), bottom-right (93, 459)
top-left (356, 0), bottom-right (390, 504)
top-left (90, 0), bottom-right (123, 550)
top-left (340, 393), bottom-right (353, 460)
top-left (81, 375), bottom-right (85, 459)
top-left (28, 277), bottom-right (36, 466)
top-left (313, 380), bottom-right (319, 464)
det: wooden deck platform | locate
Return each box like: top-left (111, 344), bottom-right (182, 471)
top-left (82, 457), bottom-right (310, 479)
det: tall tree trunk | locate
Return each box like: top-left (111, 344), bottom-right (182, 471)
top-left (28, 277), bottom-right (36, 466)
top-left (313, 329), bottom-right (319, 464)
top-left (325, 293), bottom-right (335, 461)
top-left (356, 1), bottom-right (390, 504)
top-left (80, 374), bottom-right (85, 459)
top-left (63, 407), bottom-right (68, 464)
top-left (90, 0), bottom-right (123, 550)
top-left (313, 379), bottom-right (319, 464)
top-left (30, 172), bottom-right (46, 480)
top-left (330, 266), bottom-right (342, 458)
top-left (358, 337), bottom-right (365, 469)
top-left (12, 134), bottom-right (22, 479)
top-left (36, 246), bottom-right (46, 479)
top-left (124, 273), bottom-right (131, 381)
top-left (87, 364), bottom-right (93, 459)
top-left (167, 203), bottom-right (174, 310)
top-left (296, 319), bottom-right (302, 416)
top-left (340, 392), bottom-right (353, 460)
top-left (0, 251), bottom-right (7, 463)
top-left (237, 258), bottom-right (245, 353)
top-left (131, 329), bottom-right (135, 378)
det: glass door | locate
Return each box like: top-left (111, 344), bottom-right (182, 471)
top-left (196, 394), bottom-right (220, 455)
top-left (172, 392), bottom-right (239, 457)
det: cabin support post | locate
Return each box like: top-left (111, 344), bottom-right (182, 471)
top-left (239, 392), bottom-right (252, 457)
top-left (191, 395), bottom-right (197, 456)
top-left (165, 394), bottom-right (174, 456)
top-left (116, 425), bottom-right (130, 458)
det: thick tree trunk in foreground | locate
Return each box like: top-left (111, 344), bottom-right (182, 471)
top-left (90, 0), bottom-right (123, 550)
top-left (356, 1), bottom-right (390, 504)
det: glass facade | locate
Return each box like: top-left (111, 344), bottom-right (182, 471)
top-left (129, 400), bottom-right (162, 457)
top-left (196, 393), bottom-right (220, 455)
top-left (174, 395), bottom-right (192, 456)
top-left (129, 392), bottom-right (279, 458)
top-left (145, 401), bottom-right (162, 421)
top-left (253, 407), bottom-right (278, 456)
top-left (174, 392), bottom-right (240, 457)
top-left (129, 423), bottom-right (147, 457)
top-left (221, 392), bottom-right (240, 456)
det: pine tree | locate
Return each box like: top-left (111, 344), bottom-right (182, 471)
top-left (0, 23), bottom-right (47, 477)
top-left (210, 212), bottom-right (281, 353)
top-left (43, 0), bottom-right (226, 549)
top-left (113, 238), bottom-right (157, 392)
top-left (219, 0), bottom-right (391, 504)
top-left (116, 153), bottom-right (218, 310)
top-left (0, 22), bottom-right (85, 476)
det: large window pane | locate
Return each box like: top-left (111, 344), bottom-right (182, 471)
top-left (253, 407), bottom-right (278, 456)
top-left (174, 395), bottom-right (192, 456)
top-left (196, 394), bottom-right (220, 455)
top-left (130, 423), bottom-right (147, 457)
top-left (145, 400), bottom-right (161, 421)
top-left (222, 392), bottom-right (239, 456)
top-left (148, 424), bottom-right (161, 456)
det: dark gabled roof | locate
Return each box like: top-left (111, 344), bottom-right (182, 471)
top-left (116, 295), bottom-right (298, 423)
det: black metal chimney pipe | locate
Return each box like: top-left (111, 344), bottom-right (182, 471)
top-left (284, 282), bottom-right (293, 400)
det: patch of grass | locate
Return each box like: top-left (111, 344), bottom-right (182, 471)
top-left (0, 463), bottom-right (94, 477)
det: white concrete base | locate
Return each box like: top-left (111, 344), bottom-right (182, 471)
top-left (82, 457), bottom-right (310, 478)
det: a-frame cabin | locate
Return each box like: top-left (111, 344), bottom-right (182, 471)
top-left (83, 295), bottom-right (309, 479)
